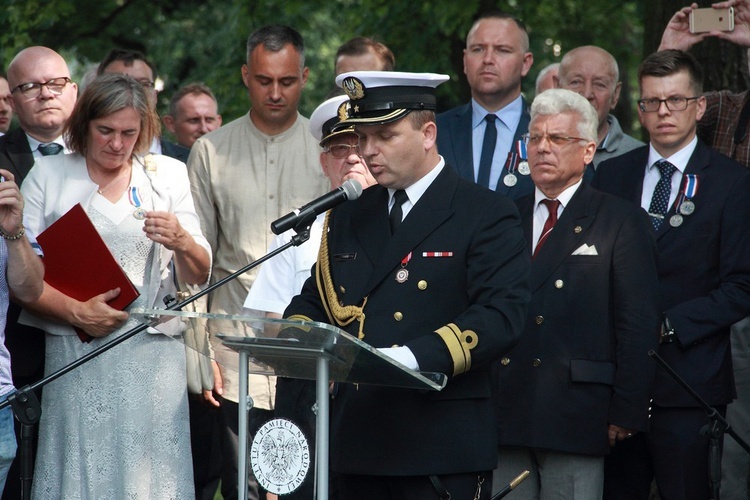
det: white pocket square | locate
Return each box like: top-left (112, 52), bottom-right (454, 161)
top-left (572, 243), bottom-right (598, 256)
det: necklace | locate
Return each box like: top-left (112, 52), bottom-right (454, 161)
top-left (95, 165), bottom-right (132, 196)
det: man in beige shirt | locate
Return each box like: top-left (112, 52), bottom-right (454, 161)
top-left (188, 25), bottom-right (327, 500)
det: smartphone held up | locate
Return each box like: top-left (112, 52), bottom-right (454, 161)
top-left (690, 7), bottom-right (735, 34)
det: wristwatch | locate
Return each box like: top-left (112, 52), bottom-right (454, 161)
top-left (660, 314), bottom-right (676, 344)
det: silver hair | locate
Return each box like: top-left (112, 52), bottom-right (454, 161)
top-left (535, 62), bottom-right (560, 94)
top-left (530, 89), bottom-right (598, 142)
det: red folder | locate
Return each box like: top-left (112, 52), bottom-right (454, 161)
top-left (36, 203), bottom-right (140, 342)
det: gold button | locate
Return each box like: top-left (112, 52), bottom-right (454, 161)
top-left (574, 226), bottom-right (582, 234)
top-left (418, 280), bottom-right (428, 290)
top-left (533, 358), bottom-right (541, 367)
top-left (501, 357), bottom-right (510, 366)
top-left (535, 315), bottom-right (544, 325)
top-left (394, 312), bottom-right (403, 321)
top-left (339, 285), bottom-right (346, 293)
top-left (554, 279), bottom-right (563, 289)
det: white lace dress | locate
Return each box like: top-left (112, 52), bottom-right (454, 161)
top-left (31, 192), bottom-right (194, 500)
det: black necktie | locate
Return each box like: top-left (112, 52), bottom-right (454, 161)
top-left (476, 114), bottom-right (497, 188)
top-left (648, 160), bottom-right (677, 230)
top-left (389, 189), bottom-right (408, 234)
top-left (38, 143), bottom-right (63, 156)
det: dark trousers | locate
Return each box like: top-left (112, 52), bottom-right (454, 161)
top-left (604, 405), bottom-right (726, 500)
top-left (337, 471), bottom-right (492, 500)
top-left (189, 395), bottom-right (222, 500)
top-left (218, 398), bottom-right (273, 500)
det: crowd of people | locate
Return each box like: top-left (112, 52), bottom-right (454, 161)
top-left (0, 1), bottom-right (748, 499)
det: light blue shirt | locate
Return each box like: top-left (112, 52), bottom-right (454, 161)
top-left (470, 95), bottom-right (523, 190)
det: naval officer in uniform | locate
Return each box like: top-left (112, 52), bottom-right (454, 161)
top-left (283, 71), bottom-right (530, 499)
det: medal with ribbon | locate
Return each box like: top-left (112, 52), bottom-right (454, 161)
top-left (129, 186), bottom-right (147, 220)
top-left (679, 174), bottom-right (698, 215)
top-left (503, 152), bottom-right (519, 187)
top-left (670, 174), bottom-right (698, 227)
top-left (516, 140), bottom-right (530, 175)
top-left (395, 252), bottom-right (412, 283)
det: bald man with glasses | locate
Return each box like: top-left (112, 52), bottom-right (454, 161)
top-left (0, 45), bottom-right (78, 500)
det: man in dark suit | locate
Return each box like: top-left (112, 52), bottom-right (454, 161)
top-left (0, 46), bottom-right (78, 500)
top-left (97, 48), bottom-right (189, 163)
top-left (284, 71), bottom-right (530, 499)
top-left (436, 11), bottom-right (534, 199)
top-left (492, 88), bottom-right (660, 499)
top-left (593, 50), bottom-right (750, 500)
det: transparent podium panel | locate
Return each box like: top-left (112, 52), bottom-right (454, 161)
top-left (130, 308), bottom-right (447, 390)
top-left (131, 308), bottom-right (447, 499)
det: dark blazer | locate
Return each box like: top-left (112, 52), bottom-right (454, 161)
top-left (493, 183), bottom-right (660, 456)
top-left (593, 141), bottom-right (750, 406)
top-left (436, 99), bottom-right (532, 199)
top-left (285, 165), bottom-right (530, 476)
top-left (160, 139), bottom-right (190, 163)
top-left (0, 128), bottom-right (46, 382)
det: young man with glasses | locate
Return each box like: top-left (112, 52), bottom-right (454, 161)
top-left (593, 49), bottom-right (750, 500)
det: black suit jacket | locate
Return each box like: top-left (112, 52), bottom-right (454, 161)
top-left (160, 139), bottom-right (190, 163)
top-left (593, 141), bottom-right (750, 406)
top-left (285, 165), bottom-right (530, 475)
top-left (0, 128), bottom-right (45, 381)
top-left (494, 183), bottom-right (660, 456)
top-left (436, 99), bottom-right (532, 199)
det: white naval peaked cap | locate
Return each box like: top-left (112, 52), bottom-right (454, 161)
top-left (334, 71), bottom-right (449, 127)
top-left (308, 95), bottom-right (356, 146)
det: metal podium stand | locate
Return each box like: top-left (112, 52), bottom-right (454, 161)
top-left (131, 309), bottom-right (447, 500)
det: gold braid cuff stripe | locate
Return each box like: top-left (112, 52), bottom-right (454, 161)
top-left (434, 323), bottom-right (478, 376)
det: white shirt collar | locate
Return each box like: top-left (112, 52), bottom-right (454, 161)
top-left (27, 134), bottom-right (68, 158)
top-left (388, 157), bottom-right (446, 215)
top-left (533, 179), bottom-right (582, 212)
top-left (646, 136), bottom-right (698, 174)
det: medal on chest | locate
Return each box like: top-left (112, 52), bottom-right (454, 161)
top-left (129, 186), bottom-right (147, 220)
top-left (396, 252), bottom-right (412, 283)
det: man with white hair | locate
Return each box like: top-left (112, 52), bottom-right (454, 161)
top-left (534, 62), bottom-right (559, 95)
top-left (492, 88), bottom-right (660, 499)
top-left (556, 46), bottom-right (644, 169)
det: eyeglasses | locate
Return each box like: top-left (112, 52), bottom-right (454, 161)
top-left (522, 132), bottom-right (589, 147)
top-left (11, 77), bottom-right (72, 97)
top-left (323, 143), bottom-right (358, 159)
top-left (637, 96), bottom-right (700, 113)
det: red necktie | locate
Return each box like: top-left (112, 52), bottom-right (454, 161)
top-left (533, 199), bottom-right (560, 259)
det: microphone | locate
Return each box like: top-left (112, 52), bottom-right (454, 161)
top-left (271, 179), bottom-right (363, 235)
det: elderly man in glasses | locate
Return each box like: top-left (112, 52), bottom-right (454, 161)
top-left (491, 88), bottom-right (660, 499)
top-left (0, 46), bottom-right (78, 500)
top-left (594, 49), bottom-right (750, 500)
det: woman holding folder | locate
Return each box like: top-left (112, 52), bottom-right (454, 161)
top-left (18, 73), bottom-right (211, 499)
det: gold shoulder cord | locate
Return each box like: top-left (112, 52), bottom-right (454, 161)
top-left (316, 210), bottom-right (368, 339)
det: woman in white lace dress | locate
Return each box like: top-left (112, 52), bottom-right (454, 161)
top-left (18, 73), bottom-right (211, 499)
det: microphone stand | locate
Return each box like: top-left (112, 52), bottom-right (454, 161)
top-left (0, 224), bottom-right (312, 500)
top-left (648, 349), bottom-right (750, 500)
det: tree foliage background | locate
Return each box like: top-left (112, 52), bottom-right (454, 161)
top-left (1, 0), bottom-right (747, 141)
